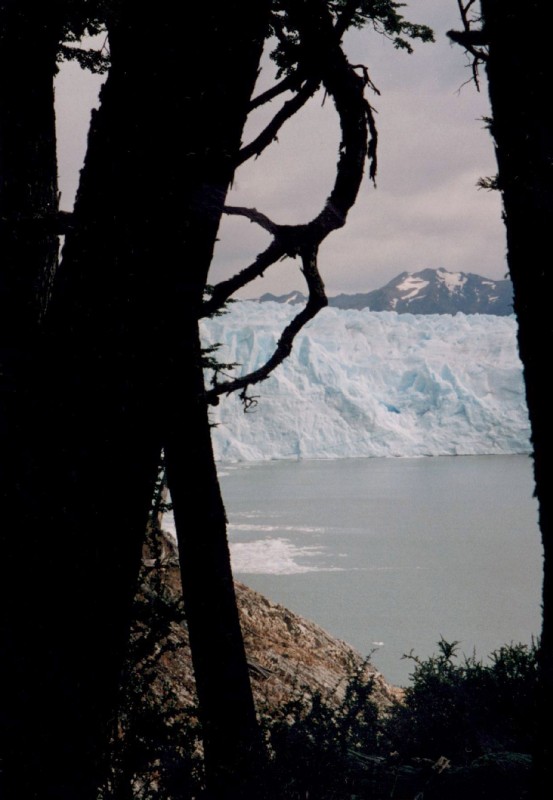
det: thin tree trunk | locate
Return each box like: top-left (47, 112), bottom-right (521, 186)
top-left (164, 329), bottom-right (265, 798)
top-left (480, 2), bottom-right (553, 796)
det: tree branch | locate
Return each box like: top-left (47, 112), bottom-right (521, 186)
top-left (203, 0), bottom-right (372, 402)
top-left (205, 244), bottom-right (327, 404)
top-left (447, 0), bottom-right (488, 89)
top-left (334, 0), bottom-right (365, 39)
top-left (299, 3), bottom-right (375, 232)
top-left (201, 240), bottom-right (286, 319)
top-left (237, 78), bottom-right (320, 165)
top-left (223, 205), bottom-right (281, 235)
top-left (457, 0), bottom-right (479, 32)
top-left (249, 73), bottom-right (300, 110)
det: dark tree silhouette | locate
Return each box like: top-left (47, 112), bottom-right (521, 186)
top-left (1, 2), bottom-right (431, 797)
top-left (449, 2), bottom-right (553, 797)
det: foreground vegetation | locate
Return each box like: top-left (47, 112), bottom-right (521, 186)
top-left (101, 640), bottom-right (536, 800)
top-left (101, 570), bottom-right (537, 800)
top-left (263, 639), bottom-right (536, 800)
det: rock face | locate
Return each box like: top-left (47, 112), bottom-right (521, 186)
top-left (110, 534), bottom-right (531, 800)
top-left (131, 531), bottom-right (399, 716)
top-left (101, 533), bottom-right (399, 796)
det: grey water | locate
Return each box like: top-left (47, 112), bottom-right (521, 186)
top-left (218, 454), bottom-right (542, 687)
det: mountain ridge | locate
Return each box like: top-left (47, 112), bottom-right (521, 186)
top-left (258, 267), bottom-right (513, 316)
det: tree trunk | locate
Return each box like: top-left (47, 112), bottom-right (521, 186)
top-left (0, 4), bottom-right (64, 796)
top-left (164, 333), bottom-right (265, 798)
top-left (0, 2), bottom-right (60, 509)
top-left (480, 2), bottom-right (553, 796)
top-left (0, 2), bottom-right (270, 797)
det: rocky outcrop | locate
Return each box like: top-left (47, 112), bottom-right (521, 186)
top-left (109, 533), bottom-right (530, 800)
top-left (130, 530), bottom-right (399, 717)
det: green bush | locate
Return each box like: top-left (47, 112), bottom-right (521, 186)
top-left (262, 662), bottom-right (381, 799)
top-left (383, 638), bottom-right (538, 764)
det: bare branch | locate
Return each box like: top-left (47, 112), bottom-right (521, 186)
top-left (237, 78), bottom-right (320, 165)
top-left (223, 205), bottom-right (280, 235)
top-left (203, 1), bottom-right (373, 400)
top-left (365, 99), bottom-right (378, 185)
top-left (306, 28), bottom-right (374, 231)
top-left (351, 65), bottom-right (381, 96)
top-left (203, 30), bottom-right (372, 318)
top-left (457, 0), bottom-right (479, 31)
top-left (205, 245), bottom-right (327, 404)
top-left (249, 73), bottom-right (300, 110)
top-left (201, 240), bottom-right (287, 319)
top-left (448, 0), bottom-right (488, 89)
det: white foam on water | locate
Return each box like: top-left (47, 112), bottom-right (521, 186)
top-left (229, 523), bottom-right (324, 534)
top-left (229, 538), bottom-right (345, 575)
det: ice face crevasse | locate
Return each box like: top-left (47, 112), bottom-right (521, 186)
top-left (201, 303), bottom-right (531, 462)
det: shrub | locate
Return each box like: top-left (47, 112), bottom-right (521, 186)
top-left (262, 662), bottom-right (381, 799)
top-left (383, 638), bottom-right (538, 764)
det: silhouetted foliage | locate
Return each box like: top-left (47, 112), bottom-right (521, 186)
top-left (100, 524), bottom-right (204, 800)
top-left (1, 2), bottom-right (434, 796)
top-left (99, 606), bottom-right (538, 799)
top-left (262, 662), bottom-right (380, 799)
top-left (385, 639), bottom-right (538, 763)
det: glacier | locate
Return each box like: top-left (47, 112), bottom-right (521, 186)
top-left (202, 302), bottom-right (531, 461)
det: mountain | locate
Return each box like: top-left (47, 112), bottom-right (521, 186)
top-left (258, 268), bottom-right (514, 315)
top-left (257, 289), bottom-right (306, 305)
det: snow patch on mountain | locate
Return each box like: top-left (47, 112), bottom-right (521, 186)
top-left (203, 303), bottom-right (530, 462)
top-left (396, 275), bottom-right (430, 297)
top-left (437, 267), bottom-right (467, 293)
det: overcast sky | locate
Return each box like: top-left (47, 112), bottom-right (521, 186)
top-left (55, 1), bottom-right (506, 298)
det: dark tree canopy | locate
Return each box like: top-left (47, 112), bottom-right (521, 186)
top-left (0, 2), bottom-right (431, 798)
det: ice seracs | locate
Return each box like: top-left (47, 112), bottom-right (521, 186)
top-left (202, 302), bottom-right (531, 462)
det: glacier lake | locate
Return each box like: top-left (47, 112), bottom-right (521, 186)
top-left (217, 453), bottom-right (541, 687)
